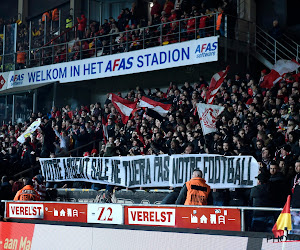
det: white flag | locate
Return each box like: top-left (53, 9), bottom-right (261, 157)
top-left (196, 103), bottom-right (224, 135)
top-left (17, 118), bottom-right (41, 144)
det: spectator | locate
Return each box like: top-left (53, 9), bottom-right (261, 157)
top-left (151, 0), bottom-right (161, 21)
top-left (16, 45), bottom-right (26, 70)
top-left (270, 19), bottom-right (282, 41)
top-left (77, 14), bottom-right (87, 39)
top-left (52, 8), bottom-right (59, 30)
top-left (291, 160), bottom-right (300, 208)
top-left (175, 169), bottom-right (211, 205)
top-left (33, 174), bottom-right (46, 201)
top-left (269, 162), bottom-right (286, 207)
top-left (216, 7), bottom-right (224, 36)
top-left (14, 178), bottom-right (40, 201)
top-left (163, 0), bottom-right (175, 16)
top-left (249, 173), bottom-right (274, 232)
top-left (53, 127), bottom-right (69, 156)
top-left (39, 117), bottom-right (56, 157)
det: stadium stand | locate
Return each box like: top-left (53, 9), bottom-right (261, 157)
top-left (0, 0), bottom-right (300, 235)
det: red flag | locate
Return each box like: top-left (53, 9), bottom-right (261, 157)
top-left (206, 66), bottom-right (229, 104)
top-left (261, 59), bottom-right (300, 89)
top-left (109, 93), bottom-right (137, 124)
top-left (138, 96), bottom-right (171, 117)
top-left (136, 123), bottom-right (145, 147)
top-left (101, 116), bottom-right (108, 144)
top-left (272, 195), bottom-right (292, 237)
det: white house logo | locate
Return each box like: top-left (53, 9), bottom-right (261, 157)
top-left (195, 42), bottom-right (218, 58)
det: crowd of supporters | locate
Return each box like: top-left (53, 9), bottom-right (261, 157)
top-left (1, 0), bottom-right (237, 70)
top-left (1, 67), bottom-right (300, 229)
top-left (1, 1), bottom-right (300, 232)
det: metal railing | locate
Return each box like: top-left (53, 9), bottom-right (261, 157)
top-left (2, 199), bottom-right (300, 233)
top-left (255, 26), bottom-right (298, 65)
top-left (282, 34), bottom-right (300, 62)
top-left (0, 13), bottom-right (221, 72)
top-left (125, 204), bottom-right (300, 232)
top-left (13, 138), bottom-right (103, 180)
top-left (3, 12), bottom-right (296, 74)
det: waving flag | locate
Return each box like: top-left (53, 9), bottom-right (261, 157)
top-left (109, 93), bottom-right (137, 124)
top-left (261, 59), bottom-right (300, 89)
top-left (17, 118), bottom-right (41, 144)
top-left (196, 103), bottom-right (224, 135)
top-left (101, 116), bottom-right (108, 144)
top-left (272, 195), bottom-right (292, 237)
top-left (138, 96), bottom-right (172, 117)
top-left (206, 66), bottom-right (229, 104)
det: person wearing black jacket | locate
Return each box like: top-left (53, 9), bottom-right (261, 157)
top-left (71, 126), bottom-right (90, 157)
top-left (40, 117), bottom-right (56, 158)
top-left (20, 141), bottom-right (35, 169)
top-left (249, 173), bottom-right (275, 232)
top-left (269, 162), bottom-right (287, 208)
top-left (291, 160), bottom-right (300, 208)
top-left (0, 176), bottom-right (13, 217)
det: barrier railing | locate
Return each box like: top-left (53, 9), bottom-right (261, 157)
top-left (2, 200), bottom-right (300, 232)
top-left (0, 13), bottom-right (220, 72)
top-left (12, 138), bottom-right (103, 180)
top-left (255, 26), bottom-right (297, 65)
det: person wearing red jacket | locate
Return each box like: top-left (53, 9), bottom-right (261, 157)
top-left (151, 0), bottom-right (161, 20)
top-left (77, 14), bottom-right (87, 39)
top-left (187, 15), bottom-right (196, 39)
top-left (163, 0), bottom-right (174, 16)
top-left (199, 13), bottom-right (208, 38)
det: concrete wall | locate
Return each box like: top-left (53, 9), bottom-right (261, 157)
top-left (256, 0), bottom-right (287, 30)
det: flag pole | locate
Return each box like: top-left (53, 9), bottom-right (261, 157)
top-left (282, 227), bottom-right (288, 250)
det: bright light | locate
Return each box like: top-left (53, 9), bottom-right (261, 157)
top-left (150, 2), bottom-right (154, 8)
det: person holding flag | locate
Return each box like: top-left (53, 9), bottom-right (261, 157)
top-left (206, 66), bottom-right (230, 104)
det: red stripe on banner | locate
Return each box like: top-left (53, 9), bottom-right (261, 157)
top-left (140, 96), bottom-right (172, 111)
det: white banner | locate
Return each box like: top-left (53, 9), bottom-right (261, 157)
top-left (0, 37), bottom-right (218, 92)
top-left (196, 103), bottom-right (225, 135)
top-left (39, 154), bottom-right (259, 189)
top-left (17, 118), bottom-right (41, 143)
top-left (87, 204), bottom-right (123, 224)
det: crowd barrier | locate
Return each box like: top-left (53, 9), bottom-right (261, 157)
top-left (3, 201), bottom-right (241, 231)
top-left (3, 200), bottom-right (300, 232)
top-left (1, 220), bottom-right (300, 250)
top-left (50, 188), bottom-right (170, 204)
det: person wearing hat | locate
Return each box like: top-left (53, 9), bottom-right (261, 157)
top-left (14, 178), bottom-right (40, 201)
top-left (279, 144), bottom-right (293, 166)
top-left (20, 140), bottom-right (35, 169)
top-left (33, 175), bottom-right (46, 201)
top-left (249, 173), bottom-right (274, 232)
top-left (280, 104), bottom-right (290, 120)
top-left (91, 149), bottom-right (98, 157)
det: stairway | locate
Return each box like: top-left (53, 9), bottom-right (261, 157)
top-left (254, 25), bottom-right (300, 69)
